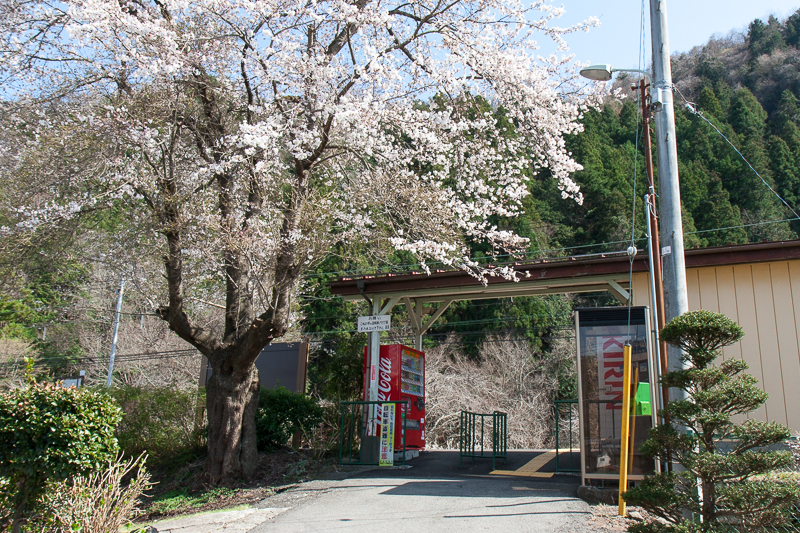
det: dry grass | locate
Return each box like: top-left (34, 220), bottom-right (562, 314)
top-left (0, 338), bottom-right (33, 389)
top-left (31, 454), bottom-right (152, 533)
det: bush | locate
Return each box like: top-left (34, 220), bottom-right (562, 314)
top-left (306, 400), bottom-right (348, 458)
top-left (110, 385), bottom-right (205, 470)
top-left (256, 387), bottom-right (323, 451)
top-left (32, 453), bottom-right (152, 533)
top-left (0, 383), bottom-right (121, 532)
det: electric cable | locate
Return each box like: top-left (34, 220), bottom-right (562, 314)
top-left (303, 238), bottom-right (649, 279)
top-left (686, 217), bottom-right (800, 236)
top-left (0, 348), bottom-right (202, 369)
top-left (672, 86), bottom-right (800, 221)
top-left (625, 0), bottom-right (649, 342)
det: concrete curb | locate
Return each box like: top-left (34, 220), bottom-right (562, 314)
top-left (147, 507), bottom-right (288, 533)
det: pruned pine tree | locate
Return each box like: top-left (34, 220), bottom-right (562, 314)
top-left (624, 310), bottom-right (800, 532)
top-left (0, 0), bottom-right (597, 483)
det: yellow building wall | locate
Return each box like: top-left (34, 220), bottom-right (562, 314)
top-left (632, 259), bottom-right (800, 432)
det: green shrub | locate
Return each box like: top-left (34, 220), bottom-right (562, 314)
top-left (110, 386), bottom-right (205, 470)
top-left (0, 383), bottom-right (121, 532)
top-left (256, 387), bottom-right (323, 451)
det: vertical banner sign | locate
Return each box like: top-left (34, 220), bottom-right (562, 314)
top-left (379, 403), bottom-right (396, 466)
top-left (597, 336), bottom-right (625, 440)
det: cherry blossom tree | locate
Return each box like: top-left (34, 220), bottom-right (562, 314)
top-left (0, 0), bottom-right (596, 482)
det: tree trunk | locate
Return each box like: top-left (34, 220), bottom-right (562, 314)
top-left (701, 477), bottom-right (715, 527)
top-left (204, 355), bottom-right (261, 484)
top-left (9, 476), bottom-right (31, 533)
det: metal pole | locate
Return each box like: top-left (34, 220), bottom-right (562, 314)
top-left (618, 343), bottom-right (633, 516)
top-left (644, 194), bottom-right (663, 400)
top-left (367, 298), bottom-right (381, 435)
top-left (639, 79), bottom-right (671, 420)
top-left (106, 276), bottom-right (126, 387)
top-left (650, 0), bottom-right (689, 383)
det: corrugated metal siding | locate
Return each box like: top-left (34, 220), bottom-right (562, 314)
top-left (632, 259), bottom-right (800, 431)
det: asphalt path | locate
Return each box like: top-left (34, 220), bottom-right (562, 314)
top-left (250, 450), bottom-right (598, 533)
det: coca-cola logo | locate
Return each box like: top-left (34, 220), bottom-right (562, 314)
top-left (377, 357), bottom-right (392, 401)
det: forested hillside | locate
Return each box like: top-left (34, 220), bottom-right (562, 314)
top-left (550, 12), bottom-right (800, 252)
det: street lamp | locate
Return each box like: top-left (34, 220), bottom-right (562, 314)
top-left (579, 58), bottom-right (688, 368)
top-left (579, 64), bottom-right (650, 82)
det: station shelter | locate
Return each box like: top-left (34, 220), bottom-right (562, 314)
top-left (329, 240), bottom-right (800, 480)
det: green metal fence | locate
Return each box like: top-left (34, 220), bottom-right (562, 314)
top-left (459, 410), bottom-right (507, 469)
top-left (338, 400), bottom-right (407, 466)
top-left (554, 399), bottom-right (580, 473)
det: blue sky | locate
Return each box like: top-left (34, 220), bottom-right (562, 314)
top-left (542, 1), bottom-right (800, 71)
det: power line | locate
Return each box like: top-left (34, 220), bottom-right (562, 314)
top-left (0, 348), bottom-right (201, 369)
top-left (304, 323), bottom-right (575, 337)
top-left (674, 87), bottom-right (800, 220)
top-left (304, 238), bottom-right (647, 279)
top-left (685, 217), bottom-right (800, 236)
top-left (302, 307), bottom-right (576, 325)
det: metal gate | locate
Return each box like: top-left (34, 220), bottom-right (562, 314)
top-left (459, 410), bottom-right (507, 469)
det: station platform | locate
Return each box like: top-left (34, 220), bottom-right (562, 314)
top-left (357, 449), bottom-right (581, 482)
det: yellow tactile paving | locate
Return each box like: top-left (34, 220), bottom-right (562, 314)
top-left (490, 470), bottom-right (555, 478)
top-left (490, 450), bottom-right (557, 478)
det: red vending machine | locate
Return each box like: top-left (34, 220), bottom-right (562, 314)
top-left (363, 344), bottom-right (426, 450)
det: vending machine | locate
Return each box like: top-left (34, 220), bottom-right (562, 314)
top-left (363, 344), bottom-right (426, 450)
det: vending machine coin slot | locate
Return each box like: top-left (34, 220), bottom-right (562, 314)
top-left (404, 418), bottom-right (420, 430)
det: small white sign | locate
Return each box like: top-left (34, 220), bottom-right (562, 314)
top-left (358, 315), bottom-right (391, 332)
top-left (661, 245), bottom-right (672, 256)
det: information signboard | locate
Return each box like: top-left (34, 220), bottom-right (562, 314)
top-left (358, 315), bottom-right (391, 332)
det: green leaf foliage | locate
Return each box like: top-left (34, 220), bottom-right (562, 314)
top-left (255, 387), bottom-right (323, 451)
top-left (624, 310), bottom-right (799, 531)
top-left (659, 310), bottom-right (744, 367)
top-left (109, 385), bottom-right (205, 470)
top-left (0, 383), bottom-right (121, 531)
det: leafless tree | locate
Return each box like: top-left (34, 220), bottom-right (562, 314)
top-left (425, 334), bottom-right (575, 450)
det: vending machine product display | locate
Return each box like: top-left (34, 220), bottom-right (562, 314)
top-left (363, 344), bottom-right (426, 450)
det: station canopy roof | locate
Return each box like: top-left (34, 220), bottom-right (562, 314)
top-left (329, 240), bottom-right (800, 306)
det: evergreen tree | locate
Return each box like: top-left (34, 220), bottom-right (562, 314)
top-left (768, 135), bottom-right (800, 214)
top-left (693, 176), bottom-right (747, 247)
top-left (624, 310), bottom-right (800, 532)
top-left (775, 90), bottom-right (800, 131)
top-left (748, 17), bottom-right (786, 59)
top-left (697, 86), bottom-right (723, 120)
top-left (729, 88), bottom-right (768, 139)
top-left (783, 9), bottom-right (800, 47)
top-left (782, 9), bottom-right (800, 47)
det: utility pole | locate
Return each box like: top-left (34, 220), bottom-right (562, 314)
top-left (106, 276), bottom-right (126, 387)
top-left (650, 0), bottom-right (689, 382)
top-left (638, 80), bottom-right (669, 410)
